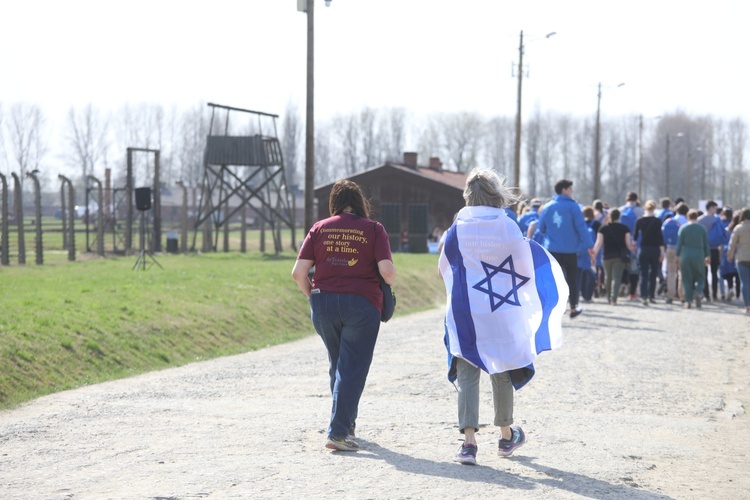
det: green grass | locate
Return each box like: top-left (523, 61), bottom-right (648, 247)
top-left (0, 252), bottom-right (445, 408)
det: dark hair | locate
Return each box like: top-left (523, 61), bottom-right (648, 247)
top-left (688, 209), bottom-right (699, 221)
top-left (660, 197), bottom-right (671, 209)
top-left (593, 199), bottom-right (604, 211)
top-left (729, 212), bottom-right (742, 231)
top-left (328, 179), bottom-right (370, 218)
top-left (609, 208), bottom-right (621, 222)
top-left (676, 203), bottom-right (689, 216)
top-left (582, 206), bottom-right (594, 220)
top-left (742, 207), bottom-right (750, 222)
top-left (554, 179), bottom-right (573, 195)
top-left (705, 200), bottom-right (718, 210)
top-left (626, 192), bottom-right (638, 202)
top-left (674, 197), bottom-right (685, 205)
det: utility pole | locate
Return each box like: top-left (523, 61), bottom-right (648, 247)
top-left (513, 31), bottom-right (524, 190)
top-left (304, 0), bottom-right (315, 233)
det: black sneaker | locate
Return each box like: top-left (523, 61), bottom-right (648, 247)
top-left (453, 443), bottom-right (477, 465)
top-left (570, 306), bottom-right (584, 318)
top-left (498, 426), bottom-right (526, 457)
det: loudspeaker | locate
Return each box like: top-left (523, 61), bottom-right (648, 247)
top-left (135, 187), bottom-right (152, 211)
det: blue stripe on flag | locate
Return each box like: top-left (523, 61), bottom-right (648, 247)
top-left (529, 241), bottom-right (558, 353)
top-left (445, 225), bottom-right (486, 371)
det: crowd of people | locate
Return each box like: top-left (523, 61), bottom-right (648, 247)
top-left (291, 172), bottom-right (749, 467)
top-left (519, 185), bottom-right (750, 315)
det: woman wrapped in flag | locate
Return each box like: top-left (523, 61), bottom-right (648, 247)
top-left (439, 168), bottom-right (568, 465)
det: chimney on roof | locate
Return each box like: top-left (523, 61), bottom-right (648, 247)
top-left (403, 151), bottom-right (418, 168)
top-left (428, 157), bottom-right (442, 171)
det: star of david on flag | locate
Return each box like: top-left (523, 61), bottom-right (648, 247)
top-left (473, 256), bottom-right (530, 311)
top-left (439, 205), bottom-right (568, 378)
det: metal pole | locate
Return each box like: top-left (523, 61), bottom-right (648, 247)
top-left (593, 83), bottom-right (602, 200)
top-left (513, 30), bottom-right (524, 190)
top-left (11, 173), bottom-right (25, 265)
top-left (176, 181), bottom-right (188, 253)
top-left (153, 150), bottom-right (162, 252)
top-left (87, 175), bottom-right (105, 256)
top-left (126, 148), bottom-right (133, 254)
top-left (304, 0), bottom-right (315, 232)
top-left (0, 174), bottom-right (8, 266)
top-left (26, 172), bottom-right (43, 265)
top-left (59, 175), bottom-right (76, 262)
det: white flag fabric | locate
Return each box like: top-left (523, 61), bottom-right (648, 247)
top-left (439, 206), bottom-right (567, 375)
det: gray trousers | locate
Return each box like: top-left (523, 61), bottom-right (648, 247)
top-left (456, 358), bottom-right (514, 433)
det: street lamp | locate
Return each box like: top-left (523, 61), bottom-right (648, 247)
top-left (593, 82), bottom-right (625, 200)
top-left (512, 30), bottom-right (555, 191)
top-left (300, 0), bottom-right (332, 233)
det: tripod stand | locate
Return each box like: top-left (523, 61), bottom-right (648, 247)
top-left (133, 208), bottom-right (163, 271)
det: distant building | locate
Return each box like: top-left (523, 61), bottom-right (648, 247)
top-left (314, 152), bottom-right (467, 253)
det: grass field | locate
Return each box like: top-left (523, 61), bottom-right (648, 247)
top-left (0, 251), bottom-right (445, 409)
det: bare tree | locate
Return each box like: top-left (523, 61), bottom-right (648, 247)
top-left (281, 101), bottom-right (303, 188)
top-left (3, 103), bottom-right (47, 186)
top-left (65, 103), bottom-right (109, 182)
top-left (330, 112), bottom-right (360, 176)
top-left (440, 111), bottom-right (482, 172)
top-left (379, 107), bottom-right (408, 162)
top-left (359, 107), bottom-right (378, 169)
top-left (728, 118), bottom-right (748, 206)
top-left (176, 103), bottom-right (209, 188)
top-left (573, 119), bottom-right (593, 203)
top-left (482, 116), bottom-right (514, 181)
top-left (415, 116), bottom-right (442, 167)
top-left (315, 123), bottom-right (335, 185)
top-left (112, 103), bottom-right (165, 186)
top-left (525, 110), bottom-right (542, 196)
top-left (557, 115), bottom-right (573, 180)
top-left (714, 119), bottom-right (729, 203)
top-left (535, 111), bottom-right (561, 197)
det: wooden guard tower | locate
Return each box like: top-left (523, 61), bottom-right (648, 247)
top-left (193, 103), bottom-right (296, 253)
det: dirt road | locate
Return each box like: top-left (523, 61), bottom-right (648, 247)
top-left (1, 299), bottom-right (748, 499)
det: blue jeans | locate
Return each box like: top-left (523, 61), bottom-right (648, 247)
top-left (639, 246), bottom-right (661, 299)
top-left (310, 291), bottom-right (381, 439)
top-left (738, 263), bottom-right (750, 307)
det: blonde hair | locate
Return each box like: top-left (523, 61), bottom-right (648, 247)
top-left (644, 200), bottom-right (657, 211)
top-left (463, 167), bottom-right (519, 208)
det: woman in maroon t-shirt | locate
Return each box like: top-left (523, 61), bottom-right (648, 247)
top-left (292, 179), bottom-right (396, 452)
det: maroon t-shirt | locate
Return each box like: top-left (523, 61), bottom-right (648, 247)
top-left (297, 213), bottom-right (392, 312)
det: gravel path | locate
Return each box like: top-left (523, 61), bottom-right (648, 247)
top-left (1, 299), bottom-right (748, 499)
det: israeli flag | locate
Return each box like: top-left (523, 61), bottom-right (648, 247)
top-left (439, 206), bottom-right (567, 375)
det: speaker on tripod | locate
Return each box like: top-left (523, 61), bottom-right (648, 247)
top-left (133, 186), bottom-right (162, 271)
top-left (135, 187), bottom-right (152, 211)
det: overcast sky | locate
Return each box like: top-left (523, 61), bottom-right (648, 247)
top-left (2, 0), bottom-right (748, 159)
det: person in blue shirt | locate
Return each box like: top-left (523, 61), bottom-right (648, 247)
top-left (518, 198), bottom-right (542, 236)
top-left (537, 179), bottom-right (593, 318)
top-left (656, 197), bottom-right (675, 222)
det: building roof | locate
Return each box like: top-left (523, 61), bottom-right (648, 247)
top-left (315, 161), bottom-right (468, 192)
